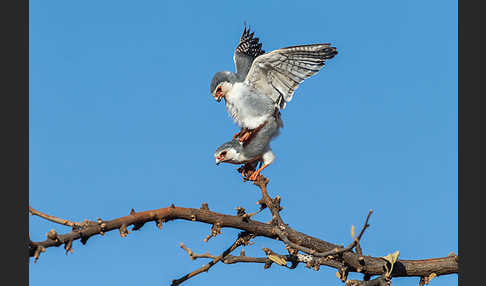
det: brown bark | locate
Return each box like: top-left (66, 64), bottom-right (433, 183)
top-left (29, 177), bottom-right (458, 285)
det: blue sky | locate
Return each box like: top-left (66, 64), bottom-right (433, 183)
top-left (29, 1), bottom-right (457, 285)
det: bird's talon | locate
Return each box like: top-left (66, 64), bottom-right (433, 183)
top-left (248, 173), bottom-right (259, 181)
top-left (239, 131), bottom-right (251, 143)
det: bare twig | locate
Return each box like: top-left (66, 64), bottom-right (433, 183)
top-left (310, 209), bottom-right (373, 258)
top-left (179, 243), bottom-right (217, 260)
top-left (171, 232), bottom-right (254, 285)
top-left (29, 206), bottom-right (83, 229)
top-left (179, 245), bottom-right (343, 270)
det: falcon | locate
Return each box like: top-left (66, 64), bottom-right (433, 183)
top-left (214, 114), bottom-right (280, 181)
top-left (210, 25), bottom-right (338, 144)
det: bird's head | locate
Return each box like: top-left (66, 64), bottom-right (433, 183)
top-left (210, 71), bottom-right (235, 102)
top-left (214, 142), bottom-right (240, 165)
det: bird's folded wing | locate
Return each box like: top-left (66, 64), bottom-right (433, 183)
top-left (245, 44), bottom-right (337, 109)
top-left (233, 26), bottom-right (265, 81)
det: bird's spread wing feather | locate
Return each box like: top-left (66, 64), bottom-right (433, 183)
top-left (245, 44), bottom-right (338, 109)
top-left (233, 26), bottom-right (265, 81)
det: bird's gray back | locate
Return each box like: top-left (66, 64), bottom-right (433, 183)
top-left (243, 88), bottom-right (276, 117)
top-left (214, 115), bottom-right (279, 163)
top-left (240, 116), bottom-right (280, 159)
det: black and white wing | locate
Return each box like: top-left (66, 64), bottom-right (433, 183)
top-left (233, 26), bottom-right (266, 81)
top-left (245, 44), bottom-right (338, 109)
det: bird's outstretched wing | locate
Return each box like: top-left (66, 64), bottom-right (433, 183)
top-left (245, 44), bottom-right (338, 109)
top-left (233, 25), bottom-right (266, 81)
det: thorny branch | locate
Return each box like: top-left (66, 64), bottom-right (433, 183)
top-left (29, 175), bottom-right (458, 285)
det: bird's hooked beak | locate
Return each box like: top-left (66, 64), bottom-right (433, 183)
top-left (215, 152), bottom-right (227, 165)
top-left (213, 85), bottom-right (225, 103)
top-left (215, 93), bottom-right (224, 103)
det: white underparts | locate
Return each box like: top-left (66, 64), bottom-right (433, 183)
top-left (262, 149), bottom-right (275, 166)
top-left (225, 82), bottom-right (272, 129)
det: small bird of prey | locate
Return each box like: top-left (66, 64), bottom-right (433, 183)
top-left (210, 24), bottom-right (338, 144)
top-left (214, 114), bottom-right (280, 181)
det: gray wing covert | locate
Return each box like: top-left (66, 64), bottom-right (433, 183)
top-left (245, 44), bottom-right (338, 109)
top-left (233, 26), bottom-right (266, 81)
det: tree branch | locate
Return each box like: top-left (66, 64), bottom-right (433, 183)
top-left (29, 178), bottom-right (458, 284)
top-left (171, 231), bottom-right (254, 285)
top-left (179, 243), bottom-right (344, 270)
top-left (29, 203), bottom-right (457, 277)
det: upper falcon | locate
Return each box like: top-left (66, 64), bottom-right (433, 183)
top-left (210, 25), bottom-right (338, 130)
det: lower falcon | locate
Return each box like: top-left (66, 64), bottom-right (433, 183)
top-left (214, 114), bottom-right (280, 181)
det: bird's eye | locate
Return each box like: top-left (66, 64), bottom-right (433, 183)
top-left (216, 86), bottom-right (222, 93)
top-left (220, 151), bottom-right (227, 157)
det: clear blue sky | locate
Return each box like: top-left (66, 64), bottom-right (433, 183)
top-left (29, 1), bottom-right (457, 285)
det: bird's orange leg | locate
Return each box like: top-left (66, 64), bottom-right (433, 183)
top-left (248, 163), bottom-right (269, 181)
top-left (239, 130), bottom-right (251, 143)
top-left (233, 128), bottom-right (248, 141)
top-left (239, 121), bottom-right (268, 146)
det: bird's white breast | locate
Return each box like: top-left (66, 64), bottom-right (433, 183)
top-left (225, 82), bottom-right (272, 129)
